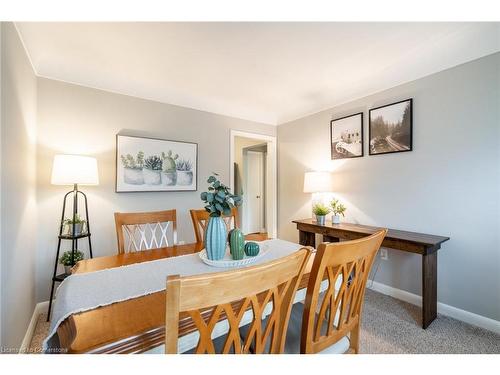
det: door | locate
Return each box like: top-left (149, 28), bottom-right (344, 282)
top-left (245, 151), bottom-right (265, 233)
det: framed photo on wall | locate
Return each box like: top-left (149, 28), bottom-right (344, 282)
top-left (369, 98), bottom-right (413, 155)
top-left (330, 112), bottom-right (364, 160)
top-left (116, 134), bottom-right (198, 192)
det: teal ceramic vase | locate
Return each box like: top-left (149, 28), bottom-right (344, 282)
top-left (244, 242), bottom-right (260, 257)
top-left (229, 228), bottom-right (245, 260)
top-left (204, 216), bottom-right (227, 260)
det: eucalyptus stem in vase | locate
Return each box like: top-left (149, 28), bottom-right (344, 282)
top-left (200, 173), bottom-right (242, 260)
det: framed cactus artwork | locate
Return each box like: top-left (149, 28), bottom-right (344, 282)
top-left (116, 134), bottom-right (198, 192)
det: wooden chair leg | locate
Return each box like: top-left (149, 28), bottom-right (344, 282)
top-left (349, 323), bottom-right (360, 354)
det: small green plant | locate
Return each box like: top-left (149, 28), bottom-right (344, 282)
top-left (144, 155), bottom-right (163, 171)
top-left (59, 250), bottom-right (84, 266)
top-left (120, 151), bottom-right (144, 169)
top-left (63, 214), bottom-right (85, 225)
top-left (330, 199), bottom-right (347, 217)
top-left (176, 159), bottom-right (192, 171)
top-left (312, 202), bottom-right (331, 216)
top-left (161, 151), bottom-right (178, 172)
top-left (200, 173), bottom-right (242, 217)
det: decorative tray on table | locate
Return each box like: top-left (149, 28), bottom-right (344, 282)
top-left (199, 243), bottom-right (270, 268)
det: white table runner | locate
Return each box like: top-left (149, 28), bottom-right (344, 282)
top-left (43, 239), bottom-right (305, 351)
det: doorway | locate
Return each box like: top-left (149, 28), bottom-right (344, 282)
top-left (244, 147), bottom-right (266, 233)
top-left (230, 130), bottom-right (277, 239)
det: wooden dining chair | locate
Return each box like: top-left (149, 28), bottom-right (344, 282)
top-left (114, 210), bottom-right (178, 254)
top-left (284, 229), bottom-right (387, 354)
top-left (165, 247), bottom-right (313, 354)
top-left (189, 208), bottom-right (239, 243)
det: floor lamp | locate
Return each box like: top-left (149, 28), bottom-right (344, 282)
top-left (47, 154), bottom-right (99, 321)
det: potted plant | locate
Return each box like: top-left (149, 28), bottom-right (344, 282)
top-left (63, 214), bottom-right (87, 236)
top-left (200, 173), bottom-right (242, 260)
top-left (120, 151), bottom-right (145, 185)
top-left (330, 198), bottom-right (346, 224)
top-left (176, 158), bottom-right (193, 186)
top-left (59, 250), bottom-right (84, 275)
top-left (143, 155), bottom-right (163, 185)
top-left (312, 203), bottom-right (331, 225)
top-left (161, 151), bottom-right (178, 186)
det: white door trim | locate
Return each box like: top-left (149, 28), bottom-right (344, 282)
top-left (229, 130), bottom-right (277, 239)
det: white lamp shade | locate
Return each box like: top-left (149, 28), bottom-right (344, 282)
top-left (51, 154), bottom-right (99, 185)
top-left (303, 171), bottom-right (333, 193)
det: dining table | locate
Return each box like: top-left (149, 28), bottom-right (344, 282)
top-left (53, 240), bottom-right (317, 354)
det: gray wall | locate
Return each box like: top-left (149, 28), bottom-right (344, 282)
top-left (0, 23), bottom-right (38, 348)
top-left (278, 53), bottom-right (500, 321)
top-left (36, 78), bottom-right (276, 302)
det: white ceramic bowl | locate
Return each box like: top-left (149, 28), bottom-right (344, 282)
top-left (198, 243), bottom-right (269, 268)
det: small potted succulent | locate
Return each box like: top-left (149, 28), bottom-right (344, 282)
top-left (200, 173), bottom-right (242, 260)
top-left (161, 151), bottom-right (178, 186)
top-left (176, 158), bottom-right (193, 186)
top-left (120, 151), bottom-right (144, 185)
top-left (330, 199), bottom-right (346, 224)
top-left (59, 250), bottom-right (84, 275)
top-left (143, 155), bottom-right (163, 185)
top-left (63, 214), bottom-right (87, 236)
top-left (312, 203), bottom-right (331, 226)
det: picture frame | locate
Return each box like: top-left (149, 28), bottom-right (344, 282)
top-left (369, 98), bottom-right (413, 156)
top-left (330, 112), bottom-right (364, 160)
top-left (116, 134), bottom-right (198, 192)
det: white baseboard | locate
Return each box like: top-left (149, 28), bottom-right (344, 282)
top-left (19, 301), bottom-right (50, 353)
top-left (367, 280), bottom-right (500, 335)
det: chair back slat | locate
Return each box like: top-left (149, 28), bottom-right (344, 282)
top-left (301, 229), bottom-right (387, 354)
top-left (114, 210), bottom-right (177, 254)
top-left (165, 247), bottom-right (312, 354)
top-left (189, 208), bottom-right (239, 243)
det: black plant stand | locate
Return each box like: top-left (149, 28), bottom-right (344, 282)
top-left (47, 183), bottom-right (93, 322)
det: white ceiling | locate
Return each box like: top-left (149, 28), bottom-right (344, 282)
top-left (16, 22), bottom-right (500, 125)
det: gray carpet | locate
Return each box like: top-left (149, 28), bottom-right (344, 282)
top-left (29, 289), bottom-right (500, 354)
top-left (361, 289), bottom-right (500, 354)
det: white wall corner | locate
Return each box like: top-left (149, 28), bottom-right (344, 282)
top-left (367, 280), bottom-right (500, 335)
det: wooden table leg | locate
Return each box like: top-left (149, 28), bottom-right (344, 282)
top-left (323, 235), bottom-right (339, 243)
top-left (422, 251), bottom-right (438, 328)
top-left (299, 230), bottom-right (315, 248)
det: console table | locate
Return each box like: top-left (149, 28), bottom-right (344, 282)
top-left (292, 219), bottom-right (450, 329)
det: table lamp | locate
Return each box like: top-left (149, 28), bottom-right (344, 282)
top-left (303, 171), bottom-right (333, 219)
top-left (47, 154), bottom-right (98, 321)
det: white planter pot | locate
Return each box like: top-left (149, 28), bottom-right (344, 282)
top-left (177, 170), bottom-right (193, 186)
top-left (161, 171), bottom-right (177, 186)
top-left (123, 167), bottom-right (144, 185)
top-left (143, 168), bottom-right (161, 185)
top-left (332, 214), bottom-right (341, 224)
top-left (316, 215), bottom-right (326, 225)
top-left (66, 222), bottom-right (85, 236)
top-left (64, 265), bottom-right (72, 275)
